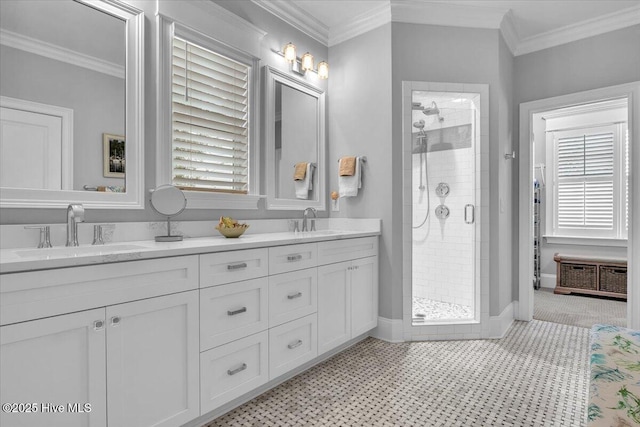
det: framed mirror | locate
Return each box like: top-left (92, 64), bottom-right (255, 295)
top-left (264, 66), bottom-right (326, 211)
top-left (0, 0), bottom-right (144, 209)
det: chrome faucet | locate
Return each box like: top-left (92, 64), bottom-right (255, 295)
top-left (302, 207), bottom-right (317, 232)
top-left (66, 204), bottom-right (85, 247)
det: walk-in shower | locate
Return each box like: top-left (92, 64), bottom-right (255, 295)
top-left (409, 91), bottom-right (479, 324)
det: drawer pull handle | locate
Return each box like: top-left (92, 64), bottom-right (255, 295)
top-left (227, 363), bottom-right (247, 376)
top-left (287, 254), bottom-right (303, 262)
top-left (227, 307), bottom-right (247, 316)
top-left (288, 339), bottom-right (303, 349)
top-left (227, 262), bottom-right (248, 270)
top-left (287, 292), bottom-right (302, 300)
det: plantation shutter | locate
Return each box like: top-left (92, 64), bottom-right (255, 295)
top-left (172, 37), bottom-right (249, 193)
top-left (556, 131), bottom-right (614, 230)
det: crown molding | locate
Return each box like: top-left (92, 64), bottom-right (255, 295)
top-left (329, 2), bottom-right (391, 46)
top-left (0, 28), bottom-right (124, 78)
top-left (251, 0), bottom-right (329, 46)
top-left (499, 10), bottom-right (518, 55)
top-left (514, 4), bottom-right (640, 56)
top-left (391, 0), bottom-right (507, 29)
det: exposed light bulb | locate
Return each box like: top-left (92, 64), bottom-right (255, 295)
top-left (283, 42), bottom-right (296, 63)
top-left (301, 52), bottom-right (314, 71)
top-left (317, 61), bottom-right (329, 79)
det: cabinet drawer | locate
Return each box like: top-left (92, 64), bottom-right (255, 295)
top-left (269, 243), bottom-right (317, 275)
top-left (200, 331), bottom-right (269, 413)
top-left (269, 269), bottom-right (317, 327)
top-left (0, 255), bottom-right (199, 326)
top-left (269, 314), bottom-right (317, 380)
top-left (200, 278), bottom-right (268, 350)
top-left (200, 248), bottom-right (268, 288)
top-left (317, 237), bottom-right (378, 266)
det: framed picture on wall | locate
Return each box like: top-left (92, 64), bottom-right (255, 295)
top-left (103, 133), bottom-right (125, 178)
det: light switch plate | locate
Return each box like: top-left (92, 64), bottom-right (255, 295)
top-left (331, 198), bottom-right (339, 212)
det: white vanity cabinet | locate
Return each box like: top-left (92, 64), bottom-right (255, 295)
top-left (0, 309), bottom-right (107, 427)
top-left (317, 237), bottom-right (379, 355)
top-left (0, 256), bottom-right (200, 427)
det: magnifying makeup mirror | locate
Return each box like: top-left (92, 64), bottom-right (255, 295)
top-left (150, 185), bottom-right (187, 242)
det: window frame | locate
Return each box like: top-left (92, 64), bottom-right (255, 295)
top-left (157, 17), bottom-right (261, 209)
top-left (546, 121), bottom-right (628, 240)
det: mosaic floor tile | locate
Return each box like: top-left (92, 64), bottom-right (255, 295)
top-left (205, 320), bottom-right (589, 427)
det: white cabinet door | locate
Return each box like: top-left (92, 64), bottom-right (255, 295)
top-left (317, 261), bottom-right (351, 355)
top-left (351, 256), bottom-right (378, 336)
top-left (0, 308), bottom-right (107, 427)
top-left (106, 291), bottom-right (199, 427)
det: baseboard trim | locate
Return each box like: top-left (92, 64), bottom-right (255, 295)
top-left (489, 302), bottom-right (515, 339)
top-left (371, 316), bottom-right (404, 343)
top-left (540, 273), bottom-right (556, 289)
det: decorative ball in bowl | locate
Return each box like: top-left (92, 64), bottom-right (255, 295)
top-left (215, 217), bottom-right (249, 238)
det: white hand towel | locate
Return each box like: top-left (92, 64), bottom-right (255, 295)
top-left (339, 156), bottom-right (362, 197)
top-left (295, 163), bottom-right (314, 199)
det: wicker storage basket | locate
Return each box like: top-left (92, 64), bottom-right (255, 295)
top-left (559, 263), bottom-right (597, 290)
top-left (599, 266), bottom-right (627, 294)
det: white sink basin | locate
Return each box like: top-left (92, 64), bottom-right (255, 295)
top-left (15, 244), bottom-right (147, 259)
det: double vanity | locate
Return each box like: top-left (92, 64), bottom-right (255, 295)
top-left (0, 222), bottom-right (379, 427)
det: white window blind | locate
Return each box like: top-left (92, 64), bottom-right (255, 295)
top-left (171, 37), bottom-right (249, 193)
top-left (555, 131), bottom-right (615, 231)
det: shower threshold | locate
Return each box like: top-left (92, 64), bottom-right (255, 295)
top-left (412, 296), bottom-right (473, 322)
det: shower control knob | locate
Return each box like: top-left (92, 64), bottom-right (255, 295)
top-left (435, 205), bottom-right (450, 220)
top-left (435, 182), bottom-right (450, 197)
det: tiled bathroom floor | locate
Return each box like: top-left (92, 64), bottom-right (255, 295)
top-left (205, 320), bottom-right (589, 426)
top-left (412, 296), bottom-right (473, 321)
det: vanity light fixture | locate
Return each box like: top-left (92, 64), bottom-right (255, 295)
top-left (273, 43), bottom-right (328, 79)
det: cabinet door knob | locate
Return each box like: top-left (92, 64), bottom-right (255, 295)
top-left (110, 316), bottom-right (121, 326)
top-left (93, 320), bottom-right (104, 330)
top-left (227, 307), bottom-right (247, 316)
top-left (227, 363), bottom-right (247, 376)
top-left (287, 292), bottom-right (302, 300)
top-left (287, 339), bottom-right (303, 349)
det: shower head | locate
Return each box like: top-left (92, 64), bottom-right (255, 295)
top-left (412, 119), bottom-right (425, 130)
top-left (422, 101), bottom-right (440, 116)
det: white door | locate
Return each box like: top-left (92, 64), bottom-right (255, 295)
top-left (0, 309), bottom-right (107, 427)
top-left (351, 256), bottom-right (379, 336)
top-left (106, 291), bottom-right (199, 427)
top-left (317, 261), bottom-right (351, 355)
top-left (0, 106), bottom-right (63, 189)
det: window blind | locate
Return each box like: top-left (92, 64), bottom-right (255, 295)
top-left (556, 132), bottom-right (614, 230)
top-left (171, 37), bottom-right (249, 193)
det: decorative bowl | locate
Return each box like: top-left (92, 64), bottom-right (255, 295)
top-left (215, 224), bottom-right (249, 238)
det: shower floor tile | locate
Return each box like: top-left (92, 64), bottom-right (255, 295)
top-left (412, 296), bottom-right (473, 321)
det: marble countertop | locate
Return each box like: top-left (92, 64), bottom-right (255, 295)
top-left (0, 227), bottom-right (380, 274)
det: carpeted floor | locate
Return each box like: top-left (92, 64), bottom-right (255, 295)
top-left (205, 320), bottom-right (589, 426)
top-left (533, 288), bottom-right (626, 329)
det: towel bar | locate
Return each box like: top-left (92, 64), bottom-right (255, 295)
top-left (337, 156), bottom-right (367, 163)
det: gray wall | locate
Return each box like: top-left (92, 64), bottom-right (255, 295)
top-left (391, 23), bottom-right (515, 317)
top-left (512, 25), bottom-right (640, 299)
top-left (328, 24), bottom-right (395, 318)
top-left (0, 0), bottom-right (328, 224)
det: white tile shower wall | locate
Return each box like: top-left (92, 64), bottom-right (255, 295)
top-left (412, 145), bottom-right (475, 310)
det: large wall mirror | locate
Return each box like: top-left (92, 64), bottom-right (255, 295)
top-left (0, 0), bottom-right (144, 209)
top-left (264, 66), bottom-right (326, 210)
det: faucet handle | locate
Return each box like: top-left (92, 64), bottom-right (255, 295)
top-left (24, 225), bottom-right (52, 248)
top-left (92, 225), bottom-right (105, 245)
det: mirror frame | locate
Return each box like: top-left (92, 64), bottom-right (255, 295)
top-left (0, 0), bottom-right (144, 209)
top-left (264, 66), bottom-right (326, 211)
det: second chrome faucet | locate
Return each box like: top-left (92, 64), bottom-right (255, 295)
top-left (302, 207), bottom-right (317, 232)
top-left (66, 204), bottom-right (85, 247)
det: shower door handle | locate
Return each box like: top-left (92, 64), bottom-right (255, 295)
top-left (464, 204), bottom-right (475, 224)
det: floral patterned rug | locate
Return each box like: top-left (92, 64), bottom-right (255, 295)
top-left (588, 324), bottom-right (640, 426)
